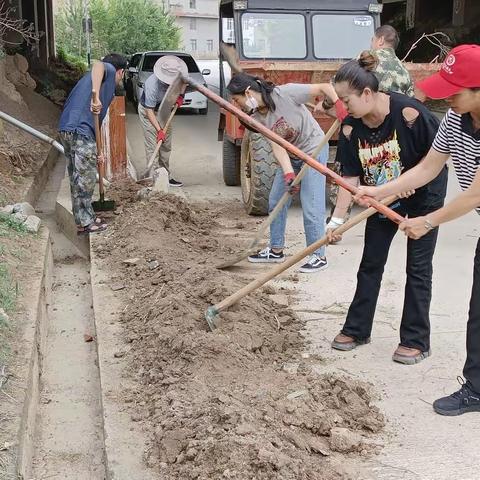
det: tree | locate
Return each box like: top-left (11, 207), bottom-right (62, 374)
top-left (55, 0), bottom-right (181, 60)
top-left (0, 3), bottom-right (39, 53)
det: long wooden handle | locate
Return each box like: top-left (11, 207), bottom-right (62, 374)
top-left (144, 104), bottom-right (178, 174)
top-left (92, 91), bottom-right (105, 197)
top-left (184, 75), bottom-right (405, 225)
top-left (247, 120), bottom-right (340, 251)
top-left (214, 195), bottom-right (399, 314)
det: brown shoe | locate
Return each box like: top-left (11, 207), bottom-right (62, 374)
top-left (392, 345), bottom-right (431, 365)
top-left (331, 333), bottom-right (371, 351)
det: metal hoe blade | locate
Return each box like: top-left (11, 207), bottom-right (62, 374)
top-left (157, 74), bottom-right (186, 128)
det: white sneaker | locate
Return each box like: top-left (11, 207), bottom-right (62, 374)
top-left (299, 254), bottom-right (328, 273)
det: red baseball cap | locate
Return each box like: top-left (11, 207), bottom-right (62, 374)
top-left (416, 44), bottom-right (480, 99)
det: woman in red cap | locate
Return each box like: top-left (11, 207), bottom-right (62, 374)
top-left (356, 44), bottom-right (480, 416)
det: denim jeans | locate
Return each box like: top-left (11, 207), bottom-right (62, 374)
top-left (269, 146), bottom-right (328, 257)
top-left (341, 210), bottom-right (440, 352)
top-left (463, 238), bottom-right (480, 392)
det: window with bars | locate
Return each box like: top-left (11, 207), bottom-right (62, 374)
top-left (207, 40), bottom-right (214, 51)
top-left (190, 39), bottom-right (197, 51)
top-left (190, 18), bottom-right (196, 30)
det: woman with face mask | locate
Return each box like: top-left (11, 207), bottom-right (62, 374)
top-left (227, 73), bottom-right (340, 273)
top-left (327, 51), bottom-right (448, 364)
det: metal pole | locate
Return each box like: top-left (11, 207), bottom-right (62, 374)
top-left (183, 74), bottom-right (405, 225)
top-left (83, 0), bottom-right (92, 67)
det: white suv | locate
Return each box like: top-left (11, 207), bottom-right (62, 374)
top-left (130, 51), bottom-right (210, 115)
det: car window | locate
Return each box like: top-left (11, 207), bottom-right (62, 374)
top-left (130, 54), bottom-right (142, 67)
top-left (312, 14), bottom-right (374, 60)
top-left (241, 13), bottom-right (307, 59)
top-left (141, 54), bottom-right (200, 73)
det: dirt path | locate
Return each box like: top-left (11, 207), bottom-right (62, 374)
top-left (31, 160), bottom-right (105, 479)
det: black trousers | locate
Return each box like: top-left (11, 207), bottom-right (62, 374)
top-left (463, 238), bottom-right (480, 392)
top-left (342, 211), bottom-right (439, 352)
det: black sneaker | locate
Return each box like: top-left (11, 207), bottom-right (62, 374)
top-left (169, 178), bottom-right (183, 187)
top-left (299, 254), bottom-right (328, 273)
top-left (433, 377), bottom-right (480, 416)
top-left (248, 247), bottom-right (285, 263)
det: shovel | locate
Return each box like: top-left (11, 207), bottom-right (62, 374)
top-left (91, 91), bottom-right (115, 212)
top-left (141, 75), bottom-right (188, 180)
top-left (205, 194), bottom-right (400, 330)
top-left (216, 119), bottom-right (340, 269)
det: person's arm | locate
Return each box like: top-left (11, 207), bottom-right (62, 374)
top-left (355, 147), bottom-right (449, 202)
top-left (90, 61), bottom-right (105, 114)
top-left (401, 169), bottom-right (480, 239)
top-left (331, 177), bottom-right (358, 218)
top-left (145, 107), bottom-right (162, 132)
top-left (309, 83), bottom-right (339, 103)
top-left (270, 141), bottom-right (293, 173)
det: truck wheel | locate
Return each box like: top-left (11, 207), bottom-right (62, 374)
top-left (241, 132), bottom-right (277, 216)
top-left (222, 137), bottom-right (241, 186)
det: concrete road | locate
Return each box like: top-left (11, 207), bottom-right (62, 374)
top-left (126, 100), bottom-right (480, 479)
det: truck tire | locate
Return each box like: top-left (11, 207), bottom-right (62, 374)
top-left (222, 137), bottom-right (241, 186)
top-left (241, 132), bottom-right (277, 216)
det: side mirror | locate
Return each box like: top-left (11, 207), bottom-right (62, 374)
top-left (201, 68), bottom-right (211, 76)
top-left (129, 66), bottom-right (138, 74)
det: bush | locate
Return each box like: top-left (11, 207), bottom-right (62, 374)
top-left (55, 0), bottom-right (181, 60)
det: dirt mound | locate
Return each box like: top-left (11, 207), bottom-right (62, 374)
top-left (94, 189), bottom-right (384, 479)
top-left (0, 89), bottom-right (59, 204)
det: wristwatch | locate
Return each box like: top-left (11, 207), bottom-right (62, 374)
top-left (424, 218), bottom-right (435, 231)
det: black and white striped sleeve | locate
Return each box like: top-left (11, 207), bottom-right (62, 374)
top-left (432, 109), bottom-right (452, 154)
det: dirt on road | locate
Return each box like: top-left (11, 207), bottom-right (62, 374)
top-left (93, 183), bottom-right (385, 480)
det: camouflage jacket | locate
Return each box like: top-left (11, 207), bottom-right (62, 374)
top-left (373, 48), bottom-right (414, 97)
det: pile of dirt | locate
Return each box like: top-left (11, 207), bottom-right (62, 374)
top-left (93, 187), bottom-right (385, 479)
top-left (0, 88), bottom-right (59, 204)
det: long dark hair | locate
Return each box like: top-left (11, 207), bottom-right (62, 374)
top-left (227, 73), bottom-right (277, 111)
top-left (334, 51), bottom-right (380, 94)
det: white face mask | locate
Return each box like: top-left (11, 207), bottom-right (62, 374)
top-left (245, 87), bottom-right (259, 113)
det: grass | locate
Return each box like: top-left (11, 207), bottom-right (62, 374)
top-left (0, 213), bottom-right (30, 238)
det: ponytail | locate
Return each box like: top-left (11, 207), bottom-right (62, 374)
top-left (227, 72), bottom-right (277, 111)
top-left (334, 50), bottom-right (379, 93)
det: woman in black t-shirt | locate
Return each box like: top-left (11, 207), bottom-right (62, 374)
top-left (328, 52), bottom-right (448, 364)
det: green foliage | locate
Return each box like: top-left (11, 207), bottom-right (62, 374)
top-left (0, 213), bottom-right (30, 237)
top-left (55, 0), bottom-right (181, 60)
top-left (56, 45), bottom-right (88, 73)
top-left (0, 262), bottom-right (16, 314)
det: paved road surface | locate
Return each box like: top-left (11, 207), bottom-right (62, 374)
top-left (126, 99), bottom-right (480, 480)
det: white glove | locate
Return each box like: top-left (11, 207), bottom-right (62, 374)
top-left (326, 217), bottom-right (345, 230)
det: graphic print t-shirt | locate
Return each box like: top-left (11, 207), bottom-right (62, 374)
top-left (251, 84), bottom-right (325, 156)
top-left (337, 92), bottom-right (447, 212)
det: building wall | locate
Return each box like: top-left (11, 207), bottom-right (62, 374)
top-left (157, 0), bottom-right (219, 59)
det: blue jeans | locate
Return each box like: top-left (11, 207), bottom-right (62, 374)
top-left (269, 147), bottom-right (328, 257)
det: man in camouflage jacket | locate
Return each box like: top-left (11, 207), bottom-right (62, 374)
top-left (371, 24), bottom-right (414, 97)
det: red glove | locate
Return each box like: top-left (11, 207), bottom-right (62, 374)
top-left (175, 96), bottom-right (184, 108)
top-left (284, 172), bottom-right (300, 194)
top-left (156, 129), bottom-right (166, 143)
top-left (335, 99), bottom-right (349, 122)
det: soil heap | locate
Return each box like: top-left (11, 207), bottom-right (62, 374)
top-left (93, 186), bottom-right (385, 480)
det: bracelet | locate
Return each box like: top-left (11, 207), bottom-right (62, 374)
top-left (424, 218), bottom-right (435, 231)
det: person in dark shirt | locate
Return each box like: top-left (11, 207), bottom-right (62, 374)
top-left (356, 44), bottom-right (480, 415)
top-left (327, 51), bottom-right (448, 364)
top-left (58, 53), bottom-right (127, 235)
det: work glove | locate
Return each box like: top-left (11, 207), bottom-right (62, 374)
top-left (334, 99), bottom-right (349, 122)
top-left (325, 216), bottom-right (345, 244)
top-left (156, 129), bottom-right (166, 143)
top-left (284, 172), bottom-right (300, 195)
top-left (175, 95), bottom-right (184, 108)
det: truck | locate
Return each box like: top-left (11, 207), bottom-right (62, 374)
top-left (218, 0), bottom-right (438, 215)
